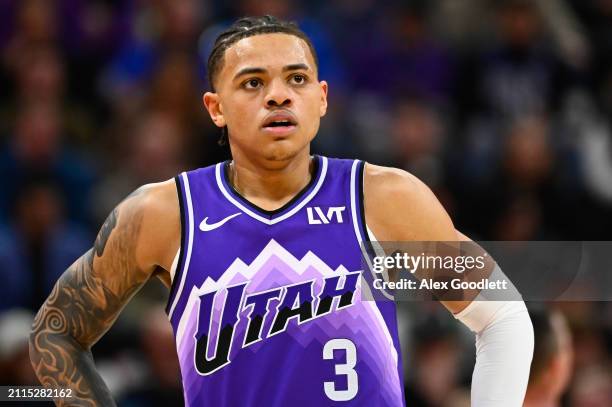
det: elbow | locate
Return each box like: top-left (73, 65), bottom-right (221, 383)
top-left (28, 312), bottom-right (73, 378)
top-left (28, 308), bottom-right (60, 365)
top-left (508, 302), bottom-right (535, 363)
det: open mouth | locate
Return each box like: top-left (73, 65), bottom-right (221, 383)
top-left (262, 112), bottom-right (297, 131)
top-left (263, 120), bottom-right (295, 128)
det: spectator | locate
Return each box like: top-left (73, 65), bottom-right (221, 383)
top-left (0, 102), bottom-right (96, 223)
top-left (524, 307), bottom-right (573, 407)
top-left (0, 175), bottom-right (91, 311)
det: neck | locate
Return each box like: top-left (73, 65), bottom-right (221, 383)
top-left (229, 149), bottom-right (314, 211)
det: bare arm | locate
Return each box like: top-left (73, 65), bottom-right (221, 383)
top-left (364, 164), bottom-right (533, 406)
top-left (29, 181), bottom-right (179, 406)
top-left (364, 163), bottom-right (472, 313)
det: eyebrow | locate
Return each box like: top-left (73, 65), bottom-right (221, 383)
top-left (233, 63), bottom-right (311, 80)
top-left (283, 63), bottom-right (310, 72)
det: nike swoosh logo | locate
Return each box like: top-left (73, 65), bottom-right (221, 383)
top-left (199, 213), bottom-right (242, 232)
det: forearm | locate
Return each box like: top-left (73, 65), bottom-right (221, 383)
top-left (28, 250), bottom-right (120, 406)
top-left (29, 328), bottom-right (115, 406)
top-left (456, 298), bottom-right (534, 406)
top-left (28, 248), bottom-right (137, 406)
top-left (471, 301), bottom-right (533, 406)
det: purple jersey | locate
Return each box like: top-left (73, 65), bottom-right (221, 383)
top-left (166, 156), bottom-right (405, 406)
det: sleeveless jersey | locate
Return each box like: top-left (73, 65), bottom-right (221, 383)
top-left (166, 155), bottom-right (405, 406)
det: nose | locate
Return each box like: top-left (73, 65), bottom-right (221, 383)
top-left (265, 79), bottom-right (292, 108)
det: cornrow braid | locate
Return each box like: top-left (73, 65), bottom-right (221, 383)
top-left (207, 15), bottom-right (318, 92)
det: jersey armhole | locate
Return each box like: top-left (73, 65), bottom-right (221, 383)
top-left (165, 174), bottom-right (188, 317)
top-left (365, 225), bottom-right (393, 284)
top-left (169, 248), bottom-right (180, 282)
top-left (351, 160), bottom-right (395, 300)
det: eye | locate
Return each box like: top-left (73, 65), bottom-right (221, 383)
top-left (243, 78), bottom-right (262, 89)
top-left (290, 74), bottom-right (307, 85)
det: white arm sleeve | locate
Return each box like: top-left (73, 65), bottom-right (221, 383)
top-left (454, 266), bottom-right (534, 407)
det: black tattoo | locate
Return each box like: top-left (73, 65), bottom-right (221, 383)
top-left (94, 209), bottom-right (117, 257)
top-left (94, 188), bottom-right (144, 258)
top-left (30, 192), bottom-right (148, 406)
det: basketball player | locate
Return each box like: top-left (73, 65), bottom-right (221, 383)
top-left (29, 16), bottom-right (534, 406)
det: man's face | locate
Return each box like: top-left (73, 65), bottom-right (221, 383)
top-left (204, 33), bottom-right (328, 164)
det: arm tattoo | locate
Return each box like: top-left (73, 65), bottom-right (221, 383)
top-left (94, 209), bottom-right (117, 257)
top-left (30, 193), bottom-right (147, 406)
top-left (94, 188), bottom-right (143, 257)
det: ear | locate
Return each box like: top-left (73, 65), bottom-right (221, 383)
top-left (203, 92), bottom-right (226, 128)
top-left (319, 80), bottom-right (328, 117)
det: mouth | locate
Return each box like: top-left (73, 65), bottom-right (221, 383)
top-left (262, 113), bottom-right (298, 136)
top-left (263, 120), bottom-right (296, 128)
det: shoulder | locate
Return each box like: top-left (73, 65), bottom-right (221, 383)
top-left (115, 179), bottom-right (178, 228)
top-left (364, 163), bottom-right (432, 202)
top-left (104, 178), bottom-right (180, 271)
top-left (363, 163), bottom-right (456, 241)
top-left (134, 179), bottom-right (179, 220)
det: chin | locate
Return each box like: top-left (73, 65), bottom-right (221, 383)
top-left (262, 140), bottom-right (305, 163)
top-left (263, 149), bottom-right (297, 162)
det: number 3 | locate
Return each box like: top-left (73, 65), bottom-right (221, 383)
top-left (323, 338), bottom-right (358, 401)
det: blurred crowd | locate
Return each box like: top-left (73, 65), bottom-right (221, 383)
top-left (0, 0), bottom-right (611, 405)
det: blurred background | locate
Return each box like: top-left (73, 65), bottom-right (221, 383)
top-left (0, 0), bottom-right (611, 405)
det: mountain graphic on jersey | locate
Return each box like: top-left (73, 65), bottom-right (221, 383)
top-left (168, 157), bottom-right (406, 406)
top-left (175, 239), bottom-right (403, 405)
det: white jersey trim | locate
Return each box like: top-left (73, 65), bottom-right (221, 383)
top-left (168, 172), bottom-right (195, 319)
top-left (214, 156), bottom-right (328, 225)
top-left (169, 249), bottom-right (180, 282)
top-left (349, 160), bottom-right (394, 300)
